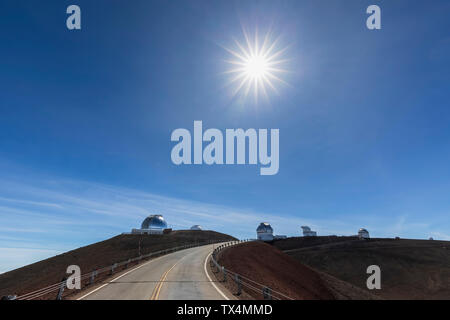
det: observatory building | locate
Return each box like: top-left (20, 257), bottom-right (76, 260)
top-left (358, 228), bottom-right (370, 239)
top-left (131, 214), bottom-right (168, 235)
top-left (190, 225), bottom-right (203, 231)
top-left (301, 226), bottom-right (317, 237)
top-left (256, 222), bottom-right (274, 241)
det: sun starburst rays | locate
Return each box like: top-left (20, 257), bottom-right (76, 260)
top-left (224, 30), bottom-right (289, 103)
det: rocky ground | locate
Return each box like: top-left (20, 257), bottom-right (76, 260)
top-left (273, 237), bottom-right (450, 299)
top-left (215, 241), bottom-right (377, 300)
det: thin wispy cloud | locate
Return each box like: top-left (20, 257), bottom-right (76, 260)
top-left (0, 171), bottom-right (448, 273)
top-left (0, 248), bottom-right (62, 274)
top-left (0, 197), bottom-right (62, 209)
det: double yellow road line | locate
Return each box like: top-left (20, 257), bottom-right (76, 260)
top-left (150, 260), bottom-right (180, 300)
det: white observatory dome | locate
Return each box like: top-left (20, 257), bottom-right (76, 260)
top-left (256, 222), bottom-right (274, 241)
top-left (257, 222), bottom-right (273, 234)
top-left (301, 226), bottom-right (317, 237)
top-left (141, 215), bottom-right (167, 230)
top-left (358, 228), bottom-right (370, 239)
top-left (190, 225), bottom-right (203, 231)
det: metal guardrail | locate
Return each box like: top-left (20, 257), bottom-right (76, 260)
top-left (13, 239), bottom-right (226, 300)
top-left (210, 240), bottom-right (294, 300)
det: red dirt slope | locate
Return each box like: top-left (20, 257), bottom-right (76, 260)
top-left (0, 230), bottom-right (235, 298)
top-left (274, 237), bottom-right (450, 299)
top-left (217, 241), bottom-right (335, 300)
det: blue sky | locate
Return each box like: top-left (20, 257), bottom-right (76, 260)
top-left (1, 0), bottom-right (450, 273)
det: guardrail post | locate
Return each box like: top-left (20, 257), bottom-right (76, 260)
top-left (235, 274), bottom-right (242, 296)
top-left (90, 270), bottom-right (97, 285)
top-left (263, 287), bottom-right (272, 300)
top-left (222, 266), bottom-right (227, 282)
top-left (111, 263), bottom-right (117, 275)
top-left (56, 281), bottom-right (65, 300)
top-left (212, 253), bottom-right (216, 271)
top-left (126, 259), bottom-right (131, 268)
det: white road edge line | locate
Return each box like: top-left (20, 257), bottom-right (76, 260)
top-left (204, 251), bottom-right (229, 300)
top-left (77, 253), bottom-right (169, 300)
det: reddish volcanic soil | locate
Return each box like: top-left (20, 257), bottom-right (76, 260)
top-left (216, 241), bottom-right (378, 300)
top-left (0, 230), bottom-right (235, 299)
top-left (274, 237), bottom-right (450, 300)
top-left (217, 241), bottom-right (356, 300)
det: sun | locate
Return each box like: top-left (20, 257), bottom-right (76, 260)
top-left (224, 29), bottom-right (289, 102)
top-left (245, 55), bottom-right (269, 79)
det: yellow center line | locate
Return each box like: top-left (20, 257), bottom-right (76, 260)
top-left (150, 260), bottom-right (180, 300)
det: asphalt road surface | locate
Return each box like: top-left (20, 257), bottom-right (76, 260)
top-left (78, 244), bottom-right (228, 300)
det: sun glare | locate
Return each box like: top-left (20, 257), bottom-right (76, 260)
top-left (224, 29), bottom-right (289, 102)
top-left (245, 55), bottom-right (269, 79)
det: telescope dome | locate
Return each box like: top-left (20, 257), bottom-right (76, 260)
top-left (358, 228), bottom-right (370, 239)
top-left (256, 222), bottom-right (274, 241)
top-left (190, 225), bottom-right (203, 231)
top-left (141, 215), bottom-right (167, 230)
top-left (257, 222), bottom-right (273, 234)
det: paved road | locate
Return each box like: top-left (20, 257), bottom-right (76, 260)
top-left (78, 244), bottom-right (228, 300)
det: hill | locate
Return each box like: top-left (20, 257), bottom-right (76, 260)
top-left (0, 230), bottom-right (235, 298)
top-left (215, 241), bottom-right (377, 300)
top-left (272, 237), bottom-right (450, 299)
